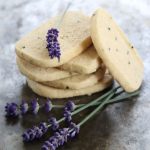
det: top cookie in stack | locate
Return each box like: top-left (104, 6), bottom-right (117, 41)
top-left (15, 9), bottom-right (144, 99)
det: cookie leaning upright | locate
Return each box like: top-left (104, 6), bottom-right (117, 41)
top-left (15, 11), bottom-right (92, 68)
top-left (91, 9), bottom-right (144, 92)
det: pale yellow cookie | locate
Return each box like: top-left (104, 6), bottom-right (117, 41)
top-left (60, 45), bottom-right (102, 74)
top-left (91, 9), bottom-right (144, 92)
top-left (16, 56), bottom-right (76, 82)
top-left (42, 66), bottom-right (106, 89)
top-left (16, 11), bottom-right (92, 68)
top-left (27, 75), bottom-right (113, 98)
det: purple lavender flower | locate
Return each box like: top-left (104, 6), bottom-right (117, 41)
top-left (39, 122), bottom-right (48, 133)
top-left (69, 122), bottom-right (80, 138)
top-left (31, 99), bottom-right (40, 114)
top-left (44, 99), bottom-right (52, 113)
top-left (48, 117), bottom-right (59, 131)
top-left (64, 101), bottom-right (76, 112)
top-left (41, 122), bottom-right (79, 150)
top-left (5, 103), bottom-right (19, 117)
top-left (22, 128), bottom-right (36, 142)
top-left (46, 28), bottom-right (61, 61)
top-left (22, 122), bottom-right (48, 142)
top-left (20, 101), bottom-right (29, 115)
top-left (41, 128), bottom-right (69, 150)
top-left (63, 110), bottom-right (72, 122)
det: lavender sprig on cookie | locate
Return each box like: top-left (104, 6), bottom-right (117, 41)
top-left (46, 2), bottom-right (72, 61)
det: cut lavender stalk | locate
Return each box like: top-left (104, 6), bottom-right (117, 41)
top-left (23, 87), bottom-right (121, 142)
top-left (22, 88), bottom-right (139, 142)
top-left (46, 1), bottom-right (72, 61)
top-left (41, 93), bottom-right (114, 150)
top-left (5, 87), bottom-right (139, 119)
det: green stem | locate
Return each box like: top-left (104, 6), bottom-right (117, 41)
top-left (47, 87), bottom-right (120, 127)
top-left (107, 90), bottom-right (139, 104)
top-left (51, 90), bottom-right (139, 109)
top-left (78, 93), bottom-right (114, 127)
top-left (56, 1), bottom-right (73, 28)
top-left (78, 90), bottom-right (140, 127)
top-left (52, 105), bottom-right (64, 108)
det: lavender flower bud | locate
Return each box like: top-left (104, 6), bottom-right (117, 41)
top-left (42, 128), bottom-right (70, 150)
top-left (41, 145), bottom-right (50, 150)
top-left (63, 110), bottom-right (72, 122)
top-left (20, 101), bottom-right (29, 115)
top-left (65, 101), bottom-right (76, 112)
top-left (59, 128), bottom-right (69, 142)
top-left (39, 122), bottom-right (48, 133)
top-left (48, 117), bottom-right (59, 131)
top-left (46, 28), bottom-right (61, 61)
top-left (69, 122), bottom-right (80, 138)
top-left (22, 128), bottom-right (36, 142)
top-left (5, 103), bottom-right (19, 117)
top-left (31, 99), bottom-right (40, 114)
top-left (22, 122), bottom-right (48, 142)
top-left (44, 99), bottom-right (52, 113)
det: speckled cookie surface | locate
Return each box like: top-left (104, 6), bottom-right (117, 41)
top-left (60, 45), bottom-right (102, 74)
top-left (16, 11), bottom-right (92, 67)
top-left (91, 9), bottom-right (144, 92)
top-left (16, 56), bottom-right (76, 82)
top-left (42, 66), bottom-right (106, 89)
top-left (27, 75), bottom-right (113, 98)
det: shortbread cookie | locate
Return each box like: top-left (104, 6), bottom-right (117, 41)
top-left (16, 57), bottom-right (75, 82)
top-left (91, 9), bottom-right (144, 92)
top-left (16, 11), bottom-right (92, 68)
top-left (42, 66), bottom-right (106, 89)
top-left (60, 46), bottom-right (102, 74)
top-left (27, 75), bottom-right (113, 98)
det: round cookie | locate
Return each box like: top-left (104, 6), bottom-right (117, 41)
top-left (27, 75), bottom-right (113, 98)
top-left (16, 11), bottom-right (92, 68)
top-left (60, 45), bottom-right (102, 74)
top-left (42, 66), bottom-right (106, 90)
top-left (91, 9), bottom-right (144, 92)
top-left (16, 56), bottom-right (76, 82)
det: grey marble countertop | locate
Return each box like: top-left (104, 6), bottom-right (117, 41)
top-left (0, 0), bottom-right (150, 150)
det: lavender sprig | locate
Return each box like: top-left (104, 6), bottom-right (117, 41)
top-left (22, 122), bottom-right (48, 142)
top-left (22, 87), bottom-right (120, 142)
top-left (46, 28), bottom-right (61, 61)
top-left (5, 89), bottom-right (139, 118)
top-left (46, 1), bottom-right (73, 61)
top-left (41, 92), bottom-right (114, 150)
top-left (41, 122), bottom-right (79, 150)
top-left (4, 99), bottom-right (61, 117)
top-left (22, 88), bottom-right (140, 142)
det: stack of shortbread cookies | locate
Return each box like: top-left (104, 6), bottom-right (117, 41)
top-left (15, 9), bottom-right (144, 98)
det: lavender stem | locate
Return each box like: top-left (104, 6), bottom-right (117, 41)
top-left (78, 93), bottom-right (114, 127)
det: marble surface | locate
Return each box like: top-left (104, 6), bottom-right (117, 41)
top-left (0, 0), bottom-right (150, 150)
